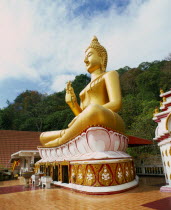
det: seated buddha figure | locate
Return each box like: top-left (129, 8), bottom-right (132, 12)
top-left (40, 36), bottom-right (125, 147)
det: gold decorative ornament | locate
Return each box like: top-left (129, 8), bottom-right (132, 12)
top-left (153, 107), bottom-right (159, 116)
top-left (37, 160), bottom-right (135, 187)
top-left (40, 36), bottom-right (125, 147)
top-left (85, 165), bottom-right (95, 186)
top-left (168, 161), bottom-right (170, 167)
top-left (162, 151), bottom-right (164, 156)
top-left (160, 88), bottom-right (164, 94)
top-left (99, 165), bottom-right (112, 186)
top-left (163, 97), bottom-right (166, 102)
top-left (165, 149), bottom-right (168, 157)
top-left (69, 161), bottom-right (135, 187)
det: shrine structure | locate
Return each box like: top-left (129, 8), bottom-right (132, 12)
top-left (153, 88), bottom-right (171, 192)
top-left (35, 37), bottom-right (139, 194)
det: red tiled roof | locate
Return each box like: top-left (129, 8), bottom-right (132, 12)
top-left (0, 130), bottom-right (41, 168)
top-left (128, 135), bottom-right (153, 146)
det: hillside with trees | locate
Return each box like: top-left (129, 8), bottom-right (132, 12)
top-left (0, 60), bottom-right (171, 155)
top-left (118, 60), bottom-right (171, 139)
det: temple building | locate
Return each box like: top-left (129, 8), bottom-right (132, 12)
top-left (153, 88), bottom-right (171, 192)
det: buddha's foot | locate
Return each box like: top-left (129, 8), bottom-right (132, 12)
top-left (45, 139), bottom-right (59, 147)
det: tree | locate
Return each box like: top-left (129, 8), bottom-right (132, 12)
top-left (120, 68), bottom-right (143, 96)
top-left (117, 66), bottom-right (131, 76)
top-left (138, 62), bottom-right (151, 71)
top-left (160, 61), bottom-right (171, 91)
top-left (165, 53), bottom-right (171, 61)
top-left (0, 105), bottom-right (14, 129)
top-left (13, 90), bottom-right (46, 131)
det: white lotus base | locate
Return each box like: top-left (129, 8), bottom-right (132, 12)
top-left (38, 127), bottom-right (129, 162)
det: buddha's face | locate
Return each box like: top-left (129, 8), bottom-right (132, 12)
top-left (84, 48), bottom-right (102, 73)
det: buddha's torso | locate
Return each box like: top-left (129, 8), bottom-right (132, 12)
top-left (79, 73), bottom-right (109, 110)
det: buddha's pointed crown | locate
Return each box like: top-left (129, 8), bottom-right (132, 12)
top-left (86, 36), bottom-right (108, 70)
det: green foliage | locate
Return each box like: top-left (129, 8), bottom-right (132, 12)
top-left (0, 105), bottom-right (14, 129)
top-left (138, 62), bottom-right (151, 70)
top-left (126, 100), bottom-right (159, 139)
top-left (120, 68), bottom-right (143, 96)
top-left (0, 74), bottom-right (90, 132)
top-left (118, 61), bottom-right (171, 141)
top-left (117, 66), bottom-right (131, 76)
top-left (126, 144), bottom-right (160, 158)
top-left (43, 109), bottom-right (74, 131)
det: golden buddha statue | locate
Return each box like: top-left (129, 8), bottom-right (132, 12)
top-left (40, 36), bottom-right (125, 147)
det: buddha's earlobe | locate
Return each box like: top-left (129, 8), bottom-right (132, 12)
top-left (101, 53), bottom-right (106, 72)
top-left (101, 64), bottom-right (105, 72)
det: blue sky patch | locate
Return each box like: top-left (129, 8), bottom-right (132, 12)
top-left (73, 0), bottom-right (130, 17)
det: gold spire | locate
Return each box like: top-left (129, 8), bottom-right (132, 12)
top-left (91, 36), bottom-right (100, 45)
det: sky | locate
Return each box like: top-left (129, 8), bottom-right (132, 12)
top-left (0, 0), bottom-right (171, 108)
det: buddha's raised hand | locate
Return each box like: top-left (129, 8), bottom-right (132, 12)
top-left (65, 81), bottom-right (82, 116)
top-left (65, 81), bottom-right (77, 105)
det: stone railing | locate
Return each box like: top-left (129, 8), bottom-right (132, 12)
top-left (136, 165), bottom-right (164, 176)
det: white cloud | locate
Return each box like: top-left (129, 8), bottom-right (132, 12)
top-left (0, 0), bottom-right (170, 97)
top-left (50, 74), bottom-right (76, 92)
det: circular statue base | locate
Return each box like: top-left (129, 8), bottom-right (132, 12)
top-left (53, 158), bottom-right (138, 194)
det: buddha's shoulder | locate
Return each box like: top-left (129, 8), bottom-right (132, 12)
top-left (104, 70), bottom-right (119, 78)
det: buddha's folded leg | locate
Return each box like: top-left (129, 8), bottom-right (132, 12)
top-left (53, 104), bottom-right (125, 146)
top-left (42, 104), bottom-right (125, 147)
top-left (44, 137), bottom-right (61, 147)
top-left (40, 130), bottom-right (62, 146)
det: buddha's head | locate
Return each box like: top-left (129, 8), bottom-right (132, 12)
top-left (84, 36), bottom-right (108, 73)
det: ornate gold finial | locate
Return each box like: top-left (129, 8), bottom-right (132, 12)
top-left (153, 106), bottom-right (159, 116)
top-left (86, 36), bottom-right (108, 71)
top-left (160, 88), bottom-right (164, 94)
top-left (163, 97), bottom-right (166, 102)
top-left (160, 101), bottom-right (163, 107)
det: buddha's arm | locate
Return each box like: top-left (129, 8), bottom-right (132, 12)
top-left (103, 71), bottom-right (122, 112)
top-left (65, 82), bottom-right (82, 116)
top-left (67, 101), bottom-right (82, 116)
